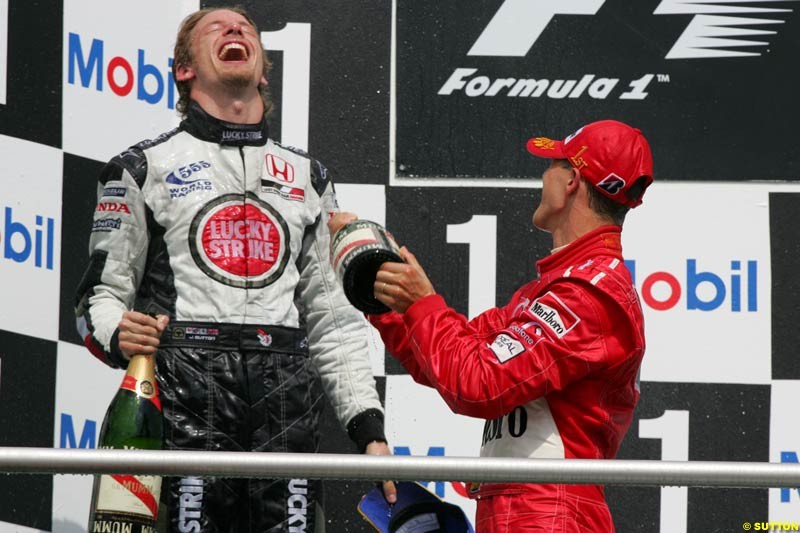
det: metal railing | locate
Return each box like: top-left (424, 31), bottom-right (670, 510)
top-left (1, 447), bottom-right (799, 488)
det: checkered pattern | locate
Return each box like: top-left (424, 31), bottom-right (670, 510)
top-left (1, 1), bottom-right (799, 532)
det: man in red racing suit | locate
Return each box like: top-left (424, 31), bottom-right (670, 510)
top-left (333, 119), bottom-right (654, 532)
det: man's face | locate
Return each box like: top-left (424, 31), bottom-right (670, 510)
top-left (532, 159), bottom-right (574, 231)
top-left (183, 9), bottom-right (265, 91)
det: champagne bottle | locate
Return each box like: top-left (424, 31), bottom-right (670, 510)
top-left (330, 219), bottom-right (403, 314)
top-left (88, 354), bottom-right (163, 533)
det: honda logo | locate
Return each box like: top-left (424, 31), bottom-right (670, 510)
top-left (265, 154), bottom-right (295, 183)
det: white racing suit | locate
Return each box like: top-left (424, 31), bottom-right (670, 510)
top-left (75, 101), bottom-right (385, 532)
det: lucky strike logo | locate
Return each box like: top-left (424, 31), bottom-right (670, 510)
top-left (67, 32), bottom-right (176, 109)
top-left (191, 193), bottom-right (290, 288)
top-left (203, 207), bottom-right (279, 276)
top-left (626, 258), bottom-right (757, 312)
top-left (287, 479), bottom-right (310, 532)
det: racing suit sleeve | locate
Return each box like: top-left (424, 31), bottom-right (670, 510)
top-left (74, 148), bottom-right (150, 369)
top-left (370, 280), bottom-right (624, 420)
top-left (367, 310), bottom-right (434, 388)
top-left (367, 291), bottom-right (519, 389)
top-left (295, 159), bottom-right (385, 452)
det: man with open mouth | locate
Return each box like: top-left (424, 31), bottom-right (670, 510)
top-left (76, 7), bottom-right (394, 532)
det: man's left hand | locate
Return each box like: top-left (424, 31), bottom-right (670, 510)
top-left (365, 440), bottom-right (397, 504)
top-left (374, 246), bottom-right (435, 314)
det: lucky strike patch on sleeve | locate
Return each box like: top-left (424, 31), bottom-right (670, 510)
top-left (526, 291), bottom-right (581, 338)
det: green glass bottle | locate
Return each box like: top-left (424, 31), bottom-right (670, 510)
top-left (88, 354), bottom-right (163, 533)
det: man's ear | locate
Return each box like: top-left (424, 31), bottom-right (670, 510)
top-left (175, 63), bottom-right (195, 82)
top-left (565, 166), bottom-right (580, 195)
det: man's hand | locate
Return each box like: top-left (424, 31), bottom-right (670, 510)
top-left (374, 246), bottom-right (435, 314)
top-left (327, 211), bottom-right (358, 237)
top-left (117, 311), bottom-right (169, 360)
top-left (365, 440), bottom-right (397, 504)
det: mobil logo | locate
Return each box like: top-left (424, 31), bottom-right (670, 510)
top-left (1, 206), bottom-right (55, 270)
top-left (625, 258), bottom-right (757, 312)
top-left (67, 32), bottom-right (176, 109)
top-left (780, 451), bottom-right (800, 503)
top-left (60, 413), bottom-right (97, 449)
top-left (394, 445), bottom-right (469, 499)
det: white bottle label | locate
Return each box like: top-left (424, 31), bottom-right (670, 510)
top-left (95, 473), bottom-right (161, 518)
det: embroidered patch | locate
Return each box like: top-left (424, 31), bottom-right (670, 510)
top-left (488, 333), bottom-right (526, 363)
top-left (528, 291), bottom-right (581, 338)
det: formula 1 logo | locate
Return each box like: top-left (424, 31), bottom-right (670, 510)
top-left (654, 0), bottom-right (798, 59)
top-left (468, 0), bottom-right (605, 57)
top-left (444, 0), bottom-right (652, 101)
top-left (469, 0), bottom-right (796, 59)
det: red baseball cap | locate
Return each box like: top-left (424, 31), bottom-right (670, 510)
top-left (526, 120), bottom-right (654, 208)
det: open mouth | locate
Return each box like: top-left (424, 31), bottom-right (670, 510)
top-left (218, 42), bottom-right (248, 62)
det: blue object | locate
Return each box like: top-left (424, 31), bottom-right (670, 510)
top-left (358, 481), bottom-right (475, 533)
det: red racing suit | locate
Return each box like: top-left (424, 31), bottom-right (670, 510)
top-left (368, 226), bottom-right (645, 532)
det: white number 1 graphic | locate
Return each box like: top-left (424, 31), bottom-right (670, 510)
top-left (640, 410), bottom-right (690, 532)
top-left (446, 215), bottom-right (497, 319)
top-left (0, 0), bottom-right (8, 105)
top-left (261, 23), bottom-right (311, 150)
